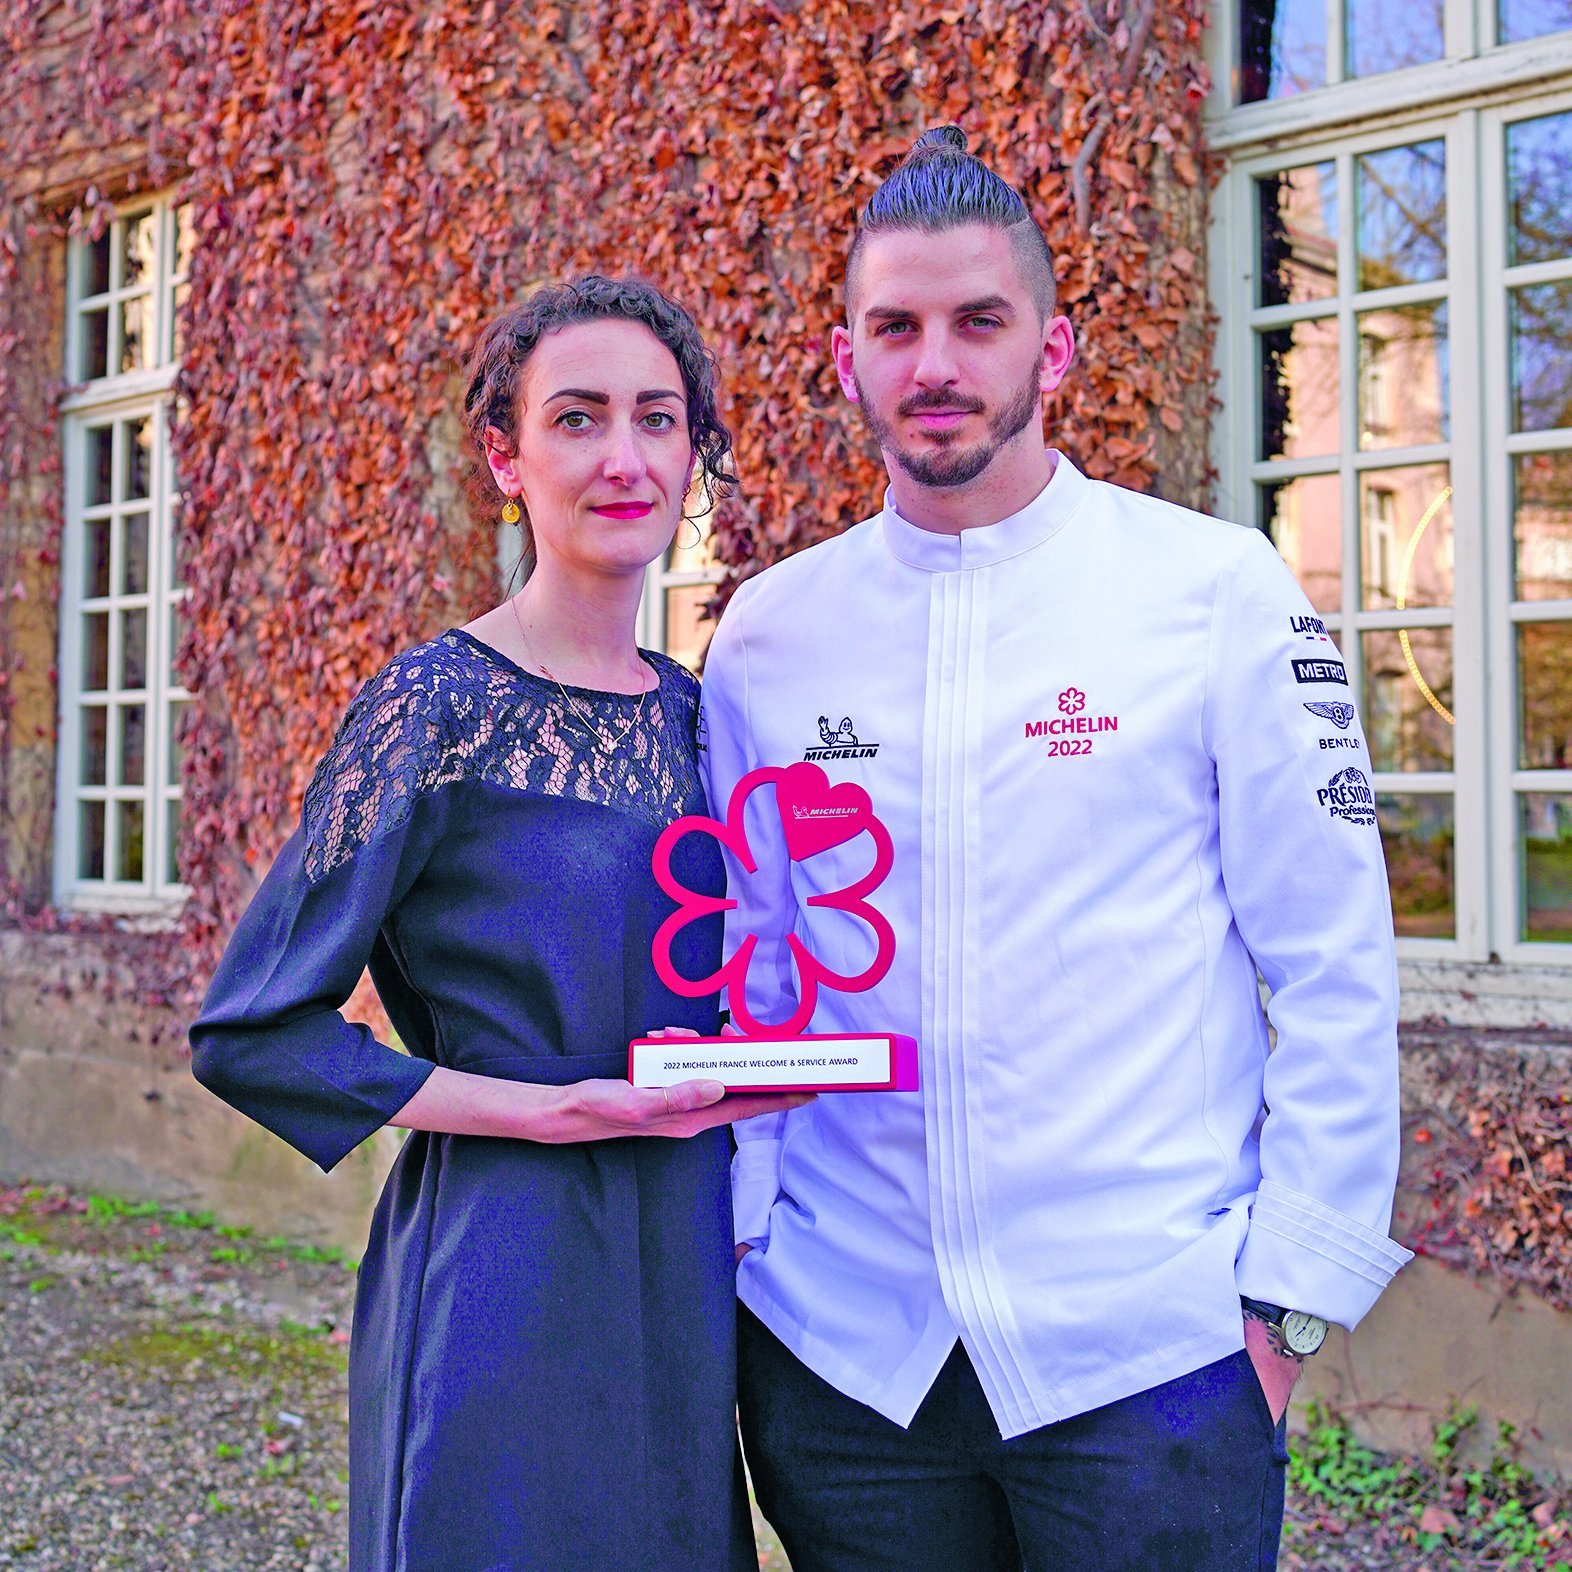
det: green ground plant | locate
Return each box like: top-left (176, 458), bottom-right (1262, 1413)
top-left (1289, 1400), bottom-right (1570, 1568)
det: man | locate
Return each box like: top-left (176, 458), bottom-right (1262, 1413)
top-left (700, 126), bottom-right (1411, 1570)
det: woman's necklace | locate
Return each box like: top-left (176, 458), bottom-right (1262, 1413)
top-left (508, 594), bottom-right (653, 752)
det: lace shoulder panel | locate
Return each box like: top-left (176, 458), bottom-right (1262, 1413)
top-left (644, 650), bottom-right (701, 716)
top-left (301, 638), bottom-right (497, 883)
top-left (301, 635), bottom-right (707, 882)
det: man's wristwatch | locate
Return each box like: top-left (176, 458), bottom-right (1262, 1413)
top-left (1241, 1296), bottom-right (1328, 1357)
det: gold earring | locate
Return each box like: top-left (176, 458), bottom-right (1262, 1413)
top-left (501, 496), bottom-right (521, 525)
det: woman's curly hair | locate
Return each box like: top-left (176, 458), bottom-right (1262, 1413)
top-left (462, 275), bottom-right (736, 568)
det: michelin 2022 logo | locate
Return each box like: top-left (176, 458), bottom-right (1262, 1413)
top-left (1317, 766), bottom-right (1376, 827)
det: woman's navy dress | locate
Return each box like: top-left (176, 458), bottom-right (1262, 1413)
top-left (190, 630), bottom-right (750, 1572)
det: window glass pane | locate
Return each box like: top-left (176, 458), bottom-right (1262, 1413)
top-left (85, 425), bottom-right (113, 507)
top-left (173, 204), bottom-right (195, 278)
top-left (1499, 0), bottom-right (1572, 44)
top-left (1522, 793), bottom-right (1572, 939)
top-left (662, 585), bottom-right (714, 674)
top-left (1356, 141), bottom-right (1447, 290)
top-left (1363, 626), bottom-right (1455, 770)
top-left (1511, 281), bottom-right (1572, 433)
top-left (80, 307), bottom-right (109, 382)
top-left (1518, 621), bottom-right (1572, 766)
top-left (78, 802), bottom-right (105, 880)
top-left (119, 211), bottom-right (155, 290)
top-left (1257, 163), bottom-right (1338, 306)
top-left (1508, 111), bottom-right (1572, 266)
top-left (1377, 793), bottom-right (1454, 937)
top-left (121, 512), bottom-right (149, 596)
top-left (1515, 450), bottom-right (1572, 600)
top-left (118, 704), bottom-right (145, 787)
top-left (81, 706), bottom-right (108, 787)
top-left (172, 280), bottom-right (189, 363)
top-left (169, 496), bottom-right (185, 589)
top-left (84, 519), bottom-right (111, 600)
top-left (124, 417), bottom-right (152, 502)
top-left (120, 607), bottom-right (148, 689)
top-left (117, 801), bottom-right (144, 883)
top-left (166, 798), bottom-right (181, 886)
top-left (83, 612), bottom-right (110, 691)
top-left (666, 518), bottom-right (718, 579)
top-left (1260, 474), bottom-right (1342, 614)
top-left (1357, 302), bottom-right (1448, 450)
top-left (168, 700), bottom-right (187, 786)
top-left (1359, 465), bottom-right (1452, 610)
top-left (85, 230), bottom-right (111, 297)
top-left (1345, 0), bottom-right (1444, 77)
top-left (118, 297), bottom-right (147, 375)
top-left (1259, 318), bottom-right (1340, 460)
top-left (1240, 0), bottom-right (1326, 103)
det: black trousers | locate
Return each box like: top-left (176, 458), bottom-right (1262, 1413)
top-left (738, 1305), bottom-right (1288, 1572)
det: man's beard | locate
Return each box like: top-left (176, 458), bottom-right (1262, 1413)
top-left (854, 364), bottom-right (1043, 490)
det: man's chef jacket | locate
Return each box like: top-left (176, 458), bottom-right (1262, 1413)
top-left (699, 451), bottom-right (1413, 1439)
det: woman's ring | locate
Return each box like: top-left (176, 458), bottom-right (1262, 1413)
top-left (662, 1086), bottom-right (672, 1116)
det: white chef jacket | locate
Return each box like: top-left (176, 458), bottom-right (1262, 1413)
top-left (699, 451), bottom-right (1413, 1439)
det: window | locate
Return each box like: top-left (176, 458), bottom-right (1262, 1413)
top-left (1240, 0), bottom-right (1448, 103)
top-left (1211, 4), bottom-right (1572, 960)
top-left (55, 196), bottom-right (190, 910)
top-left (638, 517), bottom-right (724, 673)
top-left (1501, 103), bottom-right (1572, 942)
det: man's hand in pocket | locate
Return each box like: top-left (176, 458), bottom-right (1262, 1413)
top-left (1243, 1312), bottom-right (1304, 1424)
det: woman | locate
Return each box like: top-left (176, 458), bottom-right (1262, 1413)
top-left (191, 276), bottom-right (804, 1570)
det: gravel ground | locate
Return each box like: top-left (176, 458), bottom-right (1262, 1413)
top-left (0, 1185), bottom-right (356, 1570)
top-left (3, 1180), bottom-right (1559, 1571)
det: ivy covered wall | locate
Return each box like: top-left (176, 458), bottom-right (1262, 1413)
top-left (0, 0), bottom-right (1213, 970)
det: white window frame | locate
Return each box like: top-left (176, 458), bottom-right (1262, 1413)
top-left (1482, 88), bottom-right (1572, 963)
top-left (1206, 0), bottom-right (1572, 151)
top-left (1209, 6), bottom-right (1572, 963)
top-left (637, 535), bottom-right (724, 671)
top-left (55, 192), bottom-right (189, 914)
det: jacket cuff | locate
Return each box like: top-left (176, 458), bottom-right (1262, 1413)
top-left (731, 1140), bottom-right (782, 1249)
top-left (1235, 1178), bottom-right (1414, 1330)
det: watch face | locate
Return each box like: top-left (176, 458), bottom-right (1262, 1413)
top-left (1282, 1310), bottom-right (1328, 1355)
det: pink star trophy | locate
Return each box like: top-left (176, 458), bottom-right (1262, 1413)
top-left (629, 761), bottom-right (920, 1093)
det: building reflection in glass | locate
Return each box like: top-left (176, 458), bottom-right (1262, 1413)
top-left (1240, 0), bottom-right (1327, 102)
top-left (1510, 281), bottom-right (1572, 434)
top-left (1518, 623), bottom-right (1572, 767)
top-left (1521, 793), bottom-right (1572, 940)
top-left (1376, 792), bottom-right (1455, 937)
top-left (1257, 163), bottom-right (1337, 305)
top-left (1360, 465), bottom-right (1452, 610)
top-left (1508, 109), bottom-right (1572, 266)
top-left (1259, 318), bottom-right (1340, 461)
top-left (1357, 140), bottom-right (1447, 289)
top-left (1516, 451), bottom-right (1572, 601)
top-left (1363, 626), bottom-right (1454, 770)
top-left (1357, 302), bottom-right (1449, 450)
top-left (1261, 473), bottom-right (1341, 613)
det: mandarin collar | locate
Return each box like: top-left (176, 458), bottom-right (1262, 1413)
top-left (878, 450), bottom-right (1089, 572)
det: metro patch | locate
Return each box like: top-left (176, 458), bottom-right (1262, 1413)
top-left (1293, 659), bottom-right (1348, 687)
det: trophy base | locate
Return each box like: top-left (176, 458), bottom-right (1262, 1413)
top-left (628, 1033), bottom-right (919, 1093)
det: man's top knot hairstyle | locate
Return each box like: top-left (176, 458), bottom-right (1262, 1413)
top-left (847, 124), bottom-right (1057, 319)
